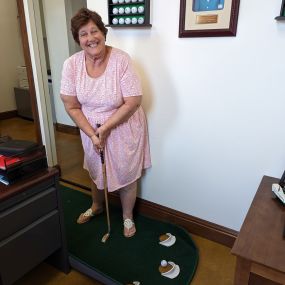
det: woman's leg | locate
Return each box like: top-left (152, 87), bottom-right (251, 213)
top-left (119, 180), bottom-right (137, 237)
top-left (90, 181), bottom-right (104, 212)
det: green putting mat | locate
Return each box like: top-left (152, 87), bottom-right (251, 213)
top-left (60, 185), bottom-right (199, 285)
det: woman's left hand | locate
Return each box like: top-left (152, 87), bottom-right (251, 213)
top-left (95, 125), bottom-right (111, 148)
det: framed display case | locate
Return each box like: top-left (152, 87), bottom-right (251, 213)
top-left (107, 0), bottom-right (151, 27)
top-left (275, 0), bottom-right (285, 20)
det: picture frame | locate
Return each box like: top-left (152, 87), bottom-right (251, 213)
top-left (179, 0), bottom-right (240, 37)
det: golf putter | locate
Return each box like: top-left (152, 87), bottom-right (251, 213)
top-left (96, 124), bottom-right (111, 243)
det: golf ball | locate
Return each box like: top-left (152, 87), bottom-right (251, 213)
top-left (112, 7), bottom-right (119, 14)
top-left (131, 6), bottom-right (137, 13)
top-left (125, 0), bottom-right (131, 2)
top-left (119, 18), bottom-right (125, 24)
top-left (161, 260), bottom-right (167, 267)
top-left (125, 7), bottom-right (131, 14)
top-left (112, 0), bottom-right (118, 3)
top-left (125, 17), bottom-right (131, 24)
top-left (119, 0), bottom-right (124, 3)
top-left (118, 7), bottom-right (125, 14)
top-left (112, 18), bottom-right (119, 24)
top-left (138, 17), bottom-right (144, 24)
top-left (131, 17), bottom-right (137, 24)
top-left (138, 6), bottom-right (144, 13)
top-left (131, 0), bottom-right (137, 2)
top-left (138, 0), bottom-right (144, 2)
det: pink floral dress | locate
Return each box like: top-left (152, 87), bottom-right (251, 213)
top-left (60, 48), bottom-right (151, 191)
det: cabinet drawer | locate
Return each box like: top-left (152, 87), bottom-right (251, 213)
top-left (0, 187), bottom-right (57, 240)
top-left (0, 210), bottom-right (61, 285)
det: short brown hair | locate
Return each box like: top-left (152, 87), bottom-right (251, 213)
top-left (71, 8), bottom-right (108, 44)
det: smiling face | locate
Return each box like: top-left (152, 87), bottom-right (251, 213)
top-left (78, 20), bottom-right (106, 59)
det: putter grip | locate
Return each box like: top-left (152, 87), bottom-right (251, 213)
top-left (96, 124), bottom-right (105, 164)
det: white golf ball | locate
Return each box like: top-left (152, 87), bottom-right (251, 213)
top-left (131, 0), bottom-right (137, 2)
top-left (112, 18), bottom-right (119, 25)
top-left (125, 7), bottom-right (131, 14)
top-left (113, 7), bottom-right (119, 14)
top-left (112, 0), bottom-right (118, 3)
top-left (125, 17), bottom-right (131, 24)
top-left (131, 17), bottom-right (137, 24)
top-left (118, 7), bottom-right (125, 14)
top-left (138, 0), bottom-right (144, 2)
top-left (131, 6), bottom-right (137, 13)
top-left (119, 0), bottom-right (124, 3)
top-left (161, 260), bottom-right (167, 267)
top-left (138, 6), bottom-right (144, 13)
top-left (138, 17), bottom-right (144, 24)
top-left (119, 18), bottom-right (125, 24)
top-left (125, 0), bottom-right (131, 2)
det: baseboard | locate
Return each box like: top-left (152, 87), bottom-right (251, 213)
top-left (59, 179), bottom-right (238, 248)
top-left (0, 110), bottom-right (17, 120)
top-left (55, 123), bottom-right (79, 135)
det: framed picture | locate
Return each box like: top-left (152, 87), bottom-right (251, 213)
top-left (179, 0), bottom-right (240, 37)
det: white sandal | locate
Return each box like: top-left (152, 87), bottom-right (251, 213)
top-left (77, 208), bottom-right (103, 224)
top-left (123, 218), bottom-right (136, 238)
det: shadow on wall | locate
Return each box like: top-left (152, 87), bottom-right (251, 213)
top-left (132, 38), bottom-right (178, 197)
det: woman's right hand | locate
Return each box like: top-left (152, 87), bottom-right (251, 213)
top-left (90, 134), bottom-right (103, 154)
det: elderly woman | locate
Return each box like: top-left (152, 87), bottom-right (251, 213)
top-left (60, 8), bottom-right (151, 238)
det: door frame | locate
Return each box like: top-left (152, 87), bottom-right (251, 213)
top-left (17, 0), bottom-right (57, 167)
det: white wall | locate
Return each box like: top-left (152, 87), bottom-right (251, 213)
top-left (0, 1), bottom-right (25, 112)
top-left (85, 0), bottom-right (285, 231)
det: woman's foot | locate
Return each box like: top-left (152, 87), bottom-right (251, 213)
top-left (123, 218), bottom-right (136, 238)
top-left (77, 207), bottom-right (103, 224)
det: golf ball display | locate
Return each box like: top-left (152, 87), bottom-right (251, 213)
top-left (125, 17), bottom-right (131, 24)
top-left (118, 7), bottom-right (125, 14)
top-left (131, 6), bottom-right (137, 13)
top-left (125, 7), bottom-right (131, 14)
top-left (119, 17), bottom-right (125, 24)
top-left (112, 0), bottom-right (118, 3)
top-left (131, 17), bottom-right (137, 24)
top-left (138, 5), bottom-right (144, 13)
top-left (138, 17), bottom-right (144, 24)
top-left (112, 18), bottom-right (119, 24)
top-left (112, 7), bottom-right (118, 14)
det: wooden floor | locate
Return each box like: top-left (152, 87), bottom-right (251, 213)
top-left (0, 117), bottom-right (236, 285)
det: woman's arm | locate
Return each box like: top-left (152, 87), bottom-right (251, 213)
top-left (96, 95), bottom-right (141, 146)
top-left (61, 94), bottom-right (101, 149)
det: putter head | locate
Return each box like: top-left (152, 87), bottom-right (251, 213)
top-left (101, 233), bottom-right (110, 243)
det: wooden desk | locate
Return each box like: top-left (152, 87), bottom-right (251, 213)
top-left (231, 176), bottom-right (285, 285)
top-left (0, 168), bottom-right (69, 285)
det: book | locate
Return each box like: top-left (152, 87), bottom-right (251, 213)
top-left (0, 174), bottom-right (9, 185)
top-left (0, 155), bottom-right (21, 170)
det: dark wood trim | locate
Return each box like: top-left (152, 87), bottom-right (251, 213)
top-left (0, 111), bottom-right (18, 120)
top-left (16, 0), bottom-right (42, 144)
top-left (55, 123), bottom-right (80, 135)
top-left (134, 196), bottom-right (238, 247)
top-left (60, 181), bottom-right (237, 247)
